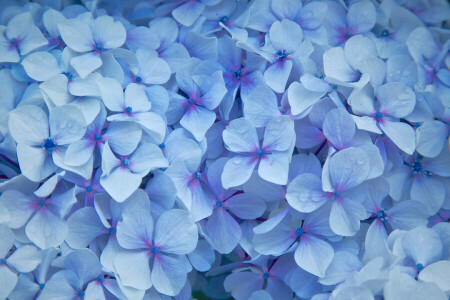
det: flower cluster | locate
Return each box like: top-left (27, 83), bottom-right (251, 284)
top-left (0, 0), bottom-right (449, 299)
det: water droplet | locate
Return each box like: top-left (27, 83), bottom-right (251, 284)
top-left (233, 158), bottom-right (242, 165)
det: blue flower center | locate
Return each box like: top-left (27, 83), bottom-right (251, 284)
top-left (9, 37), bottom-right (18, 45)
top-left (122, 158), bottom-right (130, 166)
top-left (38, 199), bottom-right (45, 207)
top-left (151, 247), bottom-right (159, 254)
top-left (62, 72), bottom-right (73, 80)
top-left (432, 68), bottom-right (439, 74)
top-left (345, 31), bottom-right (352, 38)
top-left (125, 107), bottom-right (132, 114)
top-left (95, 44), bottom-right (104, 51)
top-left (416, 263), bottom-right (423, 271)
top-left (97, 275), bottom-right (104, 282)
top-left (108, 227), bottom-right (116, 235)
top-left (39, 283), bottom-right (45, 290)
top-left (216, 201), bottom-right (223, 207)
top-left (380, 29), bottom-right (389, 37)
top-left (276, 50), bottom-right (288, 61)
top-left (42, 138), bottom-right (57, 154)
top-left (232, 68), bottom-right (242, 80)
top-left (0, 258), bottom-right (6, 265)
top-left (159, 143), bottom-right (165, 149)
top-left (194, 172), bottom-right (201, 180)
top-left (188, 98), bottom-right (194, 104)
top-left (135, 76), bottom-right (142, 83)
top-left (296, 227), bottom-right (304, 237)
top-left (375, 111), bottom-right (383, 119)
top-left (263, 273), bottom-right (270, 280)
top-left (410, 161), bottom-right (424, 175)
top-left (377, 209), bottom-right (388, 222)
top-left (219, 16), bottom-right (229, 23)
top-left (86, 185), bottom-right (93, 192)
top-left (333, 191), bottom-right (341, 198)
top-left (256, 148), bottom-right (264, 157)
top-left (94, 133), bottom-right (102, 141)
top-left (77, 290), bottom-right (85, 297)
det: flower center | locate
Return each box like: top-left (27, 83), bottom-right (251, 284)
top-left (263, 273), bottom-right (270, 280)
top-left (375, 111), bottom-right (383, 120)
top-left (86, 185), bottom-right (93, 192)
top-left (296, 227), bottom-right (304, 237)
top-left (0, 258), bottom-right (6, 265)
top-left (276, 50), bottom-right (288, 61)
top-left (416, 263), bottom-right (423, 271)
top-left (122, 158), bottom-right (130, 166)
top-left (95, 44), bottom-right (104, 52)
top-left (219, 16), bottom-right (229, 23)
top-left (377, 209), bottom-right (388, 222)
top-left (125, 107), bottom-right (132, 114)
top-left (380, 29), bottom-right (389, 37)
top-left (108, 227), bottom-right (116, 235)
top-left (77, 290), bottom-right (85, 297)
top-left (97, 275), bottom-right (104, 282)
top-left (135, 76), bottom-right (142, 83)
top-left (194, 172), bottom-right (201, 180)
top-left (38, 199), bottom-right (45, 207)
top-left (256, 148), bottom-right (264, 158)
top-left (42, 138), bottom-right (57, 154)
top-left (216, 201), bottom-right (223, 207)
top-left (94, 133), bottom-right (102, 141)
top-left (187, 98), bottom-right (195, 104)
top-left (62, 72), bottom-right (73, 80)
top-left (151, 247), bottom-right (159, 254)
top-left (159, 143), bottom-right (165, 149)
top-left (39, 283), bottom-right (45, 290)
top-left (232, 68), bottom-right (242, 80)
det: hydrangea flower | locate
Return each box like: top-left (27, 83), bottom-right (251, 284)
top-left (0, 12), bottom-right (48, 63)
top-left (0, 187), bottom-right (76, 249)
top-left (115, 209), bottom-right (198, 296)
top-left (167, 66), bottom-right (226, 141)
top-left (58, 15), bottom-right (127, 78)
top-left (221, 115), bottom-right (295, 188)
top-left (8, 104), bottom-right (87, 181)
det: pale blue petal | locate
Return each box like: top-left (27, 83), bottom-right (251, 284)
top-left (154, 209), bottom-right (198, 255)
top-left (287, 173), bottom-right (329, 213)
top-left (172, 0), bottom-right (205, 27)
top-left (223, 117), bottom-right (259, 153)
top-left (64, 249), bottom-right (101, 286)
top-left (288, 82), bottom-right (326, 116)
top-left (58, 19), bottom-right (94, 52)
top-left (25, 209), bottom-right (68, 249)
top-left (205, 208), bottom-right (241, 254)
top-left (224, 193), bottom-right (266, 219)
top-left (264, 60), bottom-right (292, 93)
top-left (323, 108), bottom-right (355, 150)
top-left (21, 52), bottom-right (61, 82)
top-left (295, 235), bottom-right (334, 277)
top-left (66, 207), bottom-right (106, 249)
top-left (328, 147), bottom-right (370, 191)
top-left (114, 250), bottom-right (151, 290)
top-left (380, 121), bottom-right (415, 155)
top-left (347, 1), bottom-right (376, 34)
top-left (70, 52), bottom-right (103, 79)
top-left (49, 105), bottom-right (86, 145)
top-left (151, 254), bottom-right (188, 296)
top-left (377, 82), bottom-right (416, 118)
top-left (222, 155), bottom-right (258, 189)
top-left (0, 190), bottom-right (35, 229)
top-left (92, 16), bottom-right (126, 49)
